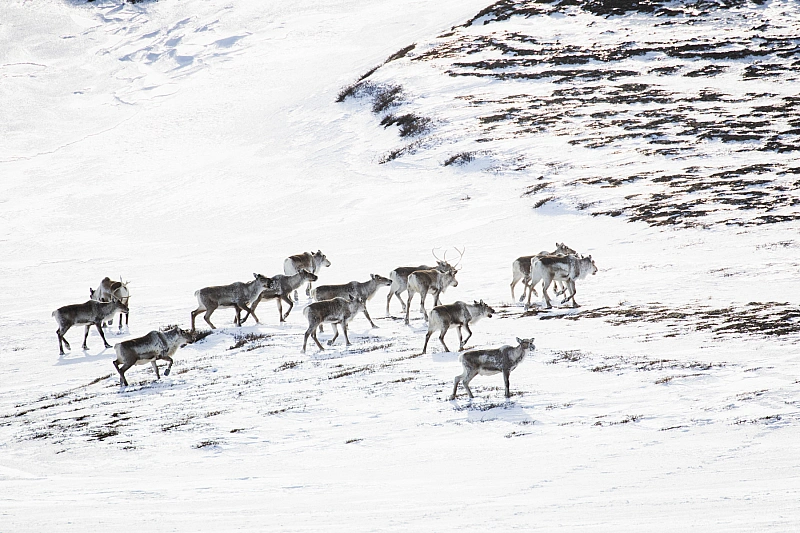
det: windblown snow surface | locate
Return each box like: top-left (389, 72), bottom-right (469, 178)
top-left (1, 0), bottom-right (799, 530)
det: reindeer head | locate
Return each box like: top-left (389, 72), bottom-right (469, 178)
top-left (300, 269), bottom-right (319, 282)
top-left (371, 273), bottom-right (392, 286)
top-left (166, 326), bottom-right (193, 347)
top-left (516, 337), bottom-right (536, 352)
top-left (112, 299), bottom-right (129, 314)
top-left (474, 299), bottom-right (495, 318)
top-left (314, 250), bottom-right (331, 268)
top-left (583, 255), bottom-right (598, 275)
top-left (555, 242), bottom-right (577, 255)
top-left (253, 273), bottom-right (273, 290)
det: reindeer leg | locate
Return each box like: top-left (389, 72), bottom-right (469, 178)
top-left (241, 303), bottom-right (259, 325)
top-left (241, 297), bottom-right (260, 324)
top-left (541, 277), bottom-right (553, 309)
top-left (82, 324), bottom-right (91, 350)
top-left (303, 324), bottom-right (314, 352)
top-left (204, 305), bottom-right (217, 329)
top-left (280, 295), bottom-right (294, 321)
top-left (342, 321), bottom-right (352, 346)
top-left (151, 360), bottom-right (161, 380)
top-left (305, 282), bottom-right (312, 298)
top-left (94, 322), bottom-right (112, 349)
top-left (404, 292), bottom-right (414, 325)
top-left (328, 323), bottom-right (340, 346)
top-left (162, 355), bottom-right (174, 376)
top-left (363, 306), bottom-right (378, 328)
top-left (419, 291), bottom-right (429, 321)
top-left (191, 307), bottom-right (204, 332)
top-left (233, 305), bottom-right (242, 327)
top-left (114, 360), bottom-right (134, 386)
top-left (461, 323), bottom-right (472, 350)
top-left (422, 330), bottom-right (433, 354)
top-left (525, 272), bottom-right (541, 310)
top-left (310, 322), bottom-right (325, 351)
top-left (451, 370), bottom-right (465, 400)
top-left (439, 325), bottom-right (451, 353)
top-left (568, 281), bottom-right (579, 308)
top-left (396, 291), bottom-right (408, 313)
top-left (504, 369), bottom-right (511, 398)
top-left (386, 290), bottom-right (394, 316)
top-left (462, 368), bottom-right (479, 399)
top-left (57, 327), bottom-right (71, 354)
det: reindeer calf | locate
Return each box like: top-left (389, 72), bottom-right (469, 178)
top-left (423, 300), bottom-right (494, 354)
top-left (53, 299), bottom-right (129, 355)
top-left (113, 328), bottom-right (192, 386)
top-left (302, 295), bottom-right (365, 352)
top-left (451, 337), bottom-right (535, 399)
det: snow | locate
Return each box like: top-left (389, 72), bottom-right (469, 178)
top-left (1, 0), bottom-right (799, 531)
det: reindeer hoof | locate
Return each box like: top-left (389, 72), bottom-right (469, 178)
top-left (326, 340), bottom-right (334, 346)
top-left (164, 369), bottom-right (171, 376)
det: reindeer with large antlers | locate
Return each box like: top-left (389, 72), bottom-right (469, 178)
top-left (387, 248), bottom-right (462, 316)
top-left (404, 248), bottom-right (463, 325)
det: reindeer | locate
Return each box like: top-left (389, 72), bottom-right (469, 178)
top-left (53, 299), bottom-right (129, 355)
top-left (422, 300), bottom-right (495, 354)
top-left (525, 255), bottom-right (597, 309)
top-left (89, 277), bottom-right (130, 330)
top-left (451, 337), bottom-right (535, 400)
top-left (302, 295), bottom-right (366, 352)
top-left (283, 250), bottom-right (331, 301)
top-left (190, 273), bottom-right (274, 331)
top-left (113, 327), bottom-right (192, 386)
top-left (312, 274), bottom-right (391, 328)
top-left (404, 265), bottom-right (459, 325)
top-left (510, 242), bottom-right (576, 303)
top-left (242, 269), bottom-right (318, 324)
top-left (386, 249), bottom-right (460, 315)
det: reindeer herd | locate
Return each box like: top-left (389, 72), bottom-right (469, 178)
top-left (52, 246), bottom-right (598, 399)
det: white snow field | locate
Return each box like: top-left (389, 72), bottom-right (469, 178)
top-left (1, 0), bottom-right (799, 531)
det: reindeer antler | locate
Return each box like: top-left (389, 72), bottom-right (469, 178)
top-left (453, 246), bottom-right (465, 269)
top-left (432, 247), bottom-right (443, 262)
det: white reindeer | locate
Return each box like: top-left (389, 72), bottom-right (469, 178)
top-left (451, 338), bottom-right (535, 400)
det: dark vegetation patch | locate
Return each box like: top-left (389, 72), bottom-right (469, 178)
top-left (530, 301), bottom-right (800, 337)
top-left (274, 361), bottom-right (301, 372)
top-left (593, 414), bottom-right (641, 427)
top-left (229, 332), bottom-right (271, 351)
top-left (380, 113), bottom-right (431, 137)
top-left (328, 365), bottom-right (374, 380)
top-left (444, 152), bottom-right (476, 166)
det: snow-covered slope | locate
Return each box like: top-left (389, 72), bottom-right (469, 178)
top-left (1, 0), bottom-right (799, 531)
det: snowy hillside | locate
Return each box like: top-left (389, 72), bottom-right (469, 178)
top-left (1, 0), bottom-right (799, 531)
